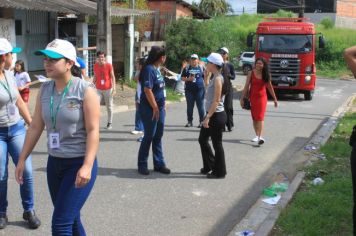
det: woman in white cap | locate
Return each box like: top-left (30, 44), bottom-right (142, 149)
top-left (199, 53), bottom-right (228, 179)
top-left (15, 39), bottom-right (100, 235)
top-left (0, 38), bottom-right (41, 229)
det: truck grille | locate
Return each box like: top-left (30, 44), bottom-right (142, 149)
top-left (269, 58), bottom-right (300, 86)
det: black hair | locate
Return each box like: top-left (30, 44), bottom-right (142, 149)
top-left (14, 60), bottom-right (25, 75)
top-left (71, 65), bottom-right (82, 78)
top-left (221, 63), bottom-right (231, 96)
top-left (96, 51), bottom-right (106, 57)
top-left (255, 57), bottom-right (270, 83)
top-left (138, 57), bottom-right (146, 66)
top-left (139, 46), bottom-right (166, 80)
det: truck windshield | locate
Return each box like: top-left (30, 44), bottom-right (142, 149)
top-left (258, 35), bottom-right (313, 53)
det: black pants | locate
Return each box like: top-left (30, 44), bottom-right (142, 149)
top-left (199, 111), bottom-right (227, 177)
top-left (351, 148), bottom-right (356, 235)
top-left (224, 86), bottom-right (234, 131)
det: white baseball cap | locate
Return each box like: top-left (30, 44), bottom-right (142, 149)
top-left (190, 54), bottom-right (199, 59)
top-left (219, 47), bottom-right (229, 54)
top-left (207, 53), bottom-right (224, 66)
top-left (0, 38), bottom-right (22, 55)
top-left (35, 39), bottom-right (79, 66)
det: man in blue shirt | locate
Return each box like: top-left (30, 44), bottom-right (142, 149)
top-left (181, 54), bottom-right (205, 128)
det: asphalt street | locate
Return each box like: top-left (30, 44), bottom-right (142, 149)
top-left (2, 77), bottom-right (356, 236)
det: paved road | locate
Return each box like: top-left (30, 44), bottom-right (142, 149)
top-left (2, 77), bottom-right (356, 236)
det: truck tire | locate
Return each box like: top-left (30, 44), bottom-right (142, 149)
top-left (304, 90), bottom-right (313, 101)
top-left (242, 64), bottom-right (252, 75)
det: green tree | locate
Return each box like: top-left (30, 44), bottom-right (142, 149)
top-left (198, 0), bottom-right (233, 17)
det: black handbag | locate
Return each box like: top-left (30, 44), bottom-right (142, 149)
top-left (243, 97), bottom-right (251, 110)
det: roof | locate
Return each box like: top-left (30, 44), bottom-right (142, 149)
top-left (0, 0), bottom-right (154, 17)
top-left (148, 0), bottom-right (210, 19)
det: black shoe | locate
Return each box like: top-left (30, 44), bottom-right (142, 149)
top-left (185, 122), bottom-right (193, 127)
top-left (197, 123), bottom-right (202, 128)
top-left (207, 173), bottom-right (225, 179)
top-left (200, 168), bottom-right (211, 174)
top-left (0, 213), bottom-right (8, 229)
top-left (23, 210), bottom-right (41, 229)
top-left (138, 168), bottom-right (150, 175)
top-left (154, 166), bottom-right (171, 174)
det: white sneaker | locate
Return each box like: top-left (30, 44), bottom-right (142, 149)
top-left (106, 123), bottom-right (113, 130)
top-left (258, 137), bottom-right (265, 145)
top-left (251, 136), bottom-right (259, 142)
top-left (131, 130), bottom-right (141, 135)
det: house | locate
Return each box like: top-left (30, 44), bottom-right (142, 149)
top-left (335, 0), bottom-right (356, 29)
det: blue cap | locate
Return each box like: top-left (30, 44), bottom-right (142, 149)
top-left (12, 47), bottom-right (22, 53)
top-left (76, 57), bottom-right (86, 69)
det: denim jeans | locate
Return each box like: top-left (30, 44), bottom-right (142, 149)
top-left (0, 120), bottom-right (34, 213)
top-left (137, 103), bottom-right (166, 170)
top-left (199, 111), bottom-right (227, 177)
top-left (185, 88), bottom-right (205, 123)
top-left (134, 102), bottom-right (144, 132)
top-left (47, 155), bottom-right (97, 236)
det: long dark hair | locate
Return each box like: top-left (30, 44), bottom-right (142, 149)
top-left (139, 46), bottom-right (166, 81)
top-left (255, 57), bottom-right (270, 83)
top-left (221, 63), bottom-right (232, 96)
top-left (14, 60), bottom-right (25, 75)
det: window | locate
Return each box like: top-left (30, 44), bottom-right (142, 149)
top-left (15, 20), bottom-right (22, 36)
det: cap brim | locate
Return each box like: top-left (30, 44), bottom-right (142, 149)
top-left (200, 57), bottom-right (208, 62)
top-left (191, 57), bottom-right (198, 59)
top-left (11, 47), bottom-right (22, 54)
top-left (34, 49), bottom-right (64, 59)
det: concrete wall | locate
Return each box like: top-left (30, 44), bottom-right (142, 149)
top-left (335, 0), bottom-right (356, 29)
top-left (305, 13), bottom-right (336, 24)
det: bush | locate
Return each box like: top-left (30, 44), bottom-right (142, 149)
top-left (320, 17), bottom-right (334, 29)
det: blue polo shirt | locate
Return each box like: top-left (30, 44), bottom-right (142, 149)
top-left (140, 65), bottom-right (166, 108)
top-left (181, 65), bottom-right (204, 91)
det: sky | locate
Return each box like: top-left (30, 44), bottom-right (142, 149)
top-left (186, 0), bottom-right (257, 14)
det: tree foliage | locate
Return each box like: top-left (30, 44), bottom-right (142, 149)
top-left (198, 0), bottom-right (233, 17)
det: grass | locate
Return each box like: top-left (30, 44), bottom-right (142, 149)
top-left (273, 112), bottom-right (356, 236)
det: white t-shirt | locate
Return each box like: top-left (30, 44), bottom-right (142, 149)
top-left (15, 72), bottom-right (31, 87)
top-left (135, 71), bottom-right (142, 102)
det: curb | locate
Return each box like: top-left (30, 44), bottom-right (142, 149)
top-left (228, 94), bottom-right (356, 236)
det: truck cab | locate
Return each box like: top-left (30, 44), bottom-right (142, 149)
top-left (247, 18), bottom-right (325, 100)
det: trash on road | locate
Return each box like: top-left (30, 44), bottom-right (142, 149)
top-left (262, 183), bottom-right (289, 197)
top-left (235, 230), bottom-right (255, 236)
top-left (312, 177), bottom-right (325, 185)
top-left (316, 153), bottom-right (326, 160)
top-left (304, 145), bottom-right (317, 151)
top-left (262, 194), bottom-right (281, 205)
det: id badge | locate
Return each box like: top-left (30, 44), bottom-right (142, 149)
top-left (101, 80), bottom-right (105, 85)
top-left (163, 89), bottom-right (167, 98)
top-left (49, 133), bottom-right (60, 149)
top-left (8, 103), bottom-right (16, 117)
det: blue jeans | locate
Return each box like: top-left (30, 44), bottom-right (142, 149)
top-left (47, 155), bottom-right (97, 236)
top-left (134, 102), bottom-right (143, 132)
top-left (0, 120), bottom-right (34, 213)
top-left (185, 88), bottom-right (205, 123)
top-left (137, 103), bottom-right (166, 170)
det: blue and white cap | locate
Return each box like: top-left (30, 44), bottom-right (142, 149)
top-left (0, 38), bottom-right (22, 55)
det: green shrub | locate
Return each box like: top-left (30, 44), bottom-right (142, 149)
top-left (320, 17), bottom-right (334, 29)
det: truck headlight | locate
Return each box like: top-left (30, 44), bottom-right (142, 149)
top-left (305, 75), bottom-right (311, 84)
top-left (305, 65), bottom-right (312, 74)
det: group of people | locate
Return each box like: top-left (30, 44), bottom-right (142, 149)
top-left (0, 35), bottom-right (280, 235)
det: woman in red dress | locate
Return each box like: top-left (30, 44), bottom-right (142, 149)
top-left (240, 58), bottom-right (278, 145)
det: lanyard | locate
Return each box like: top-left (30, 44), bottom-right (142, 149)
top-left (50, 79), bottom-right (72, 130)
top-left (0, 74), bottom-right (13, 103)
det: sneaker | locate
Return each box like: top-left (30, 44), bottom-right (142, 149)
top-left (23, 210), bottom-right (41, 229)
top-left (0, 213), bottom-right (8, 229)
top-left (207, 173), bottom-right (225, 179)
top-left (185, 122), bottom-right (193, 127)
top-left (258, 137), bottom-right (265, 145)
top-left (251, 136), bottom-right (259, 142)
top-left (138, 168), bottom-right (149, 175)
top-left (106, 123), bottom-right (112, 130)
top-left (131, 130), bottom-right (143, 135)
top-left (154, 166), bottom-right (171, 174)
top-left (137, 136), bottom-right (143, 142)
top-left (197, 123), bottom-right (202, 128)
top-left (200, 168), bottom-right (211, 174)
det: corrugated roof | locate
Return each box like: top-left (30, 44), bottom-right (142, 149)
top-left (0, 0), bottom-right (154, 17)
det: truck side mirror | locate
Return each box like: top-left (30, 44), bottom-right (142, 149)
top-left (247, 33), bottom-right (254, 48)
top-left (319, 35), bottom-right (325, 49)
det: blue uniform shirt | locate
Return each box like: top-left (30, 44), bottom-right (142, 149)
top-left (140, 65), bottom-right (166, 108)
top-left (181, 65), bottom-right (205, 91)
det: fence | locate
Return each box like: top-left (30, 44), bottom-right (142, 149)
top-left (77, 46), bottom-right (97, 78)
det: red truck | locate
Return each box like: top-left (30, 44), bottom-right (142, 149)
top-left (247, 18), bottom-right (325, 100)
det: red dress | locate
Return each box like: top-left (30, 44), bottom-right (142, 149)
top-left (249, 71), bottom-right (267, 121)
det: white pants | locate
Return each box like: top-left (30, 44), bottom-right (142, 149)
top-left (97, 89), bottom-right (113, 124)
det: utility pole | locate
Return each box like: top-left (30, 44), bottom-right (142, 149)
top-left (125, 0), bottom-right (135, 81)
top-left (97, 0), bottom-right (112, 63)
top-left (298, 0), bottom-right (305, 18)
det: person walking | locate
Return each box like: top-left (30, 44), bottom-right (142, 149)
top-left (0, 38), bottom-right (41, 229)
top-left (240, 58), bottom-right (278, 145)
top-left (137, 46), bottom-right (170, 175)
top-left (14, 60), bottom-right (31, 103)
top-left (181, 54), bottom-right (205, 128)
top-left (218, 47), bottom-right (235, 132)
top-left (93, 51), bottom-right (116, 129)
top-left (15, 39), bottom-right (100, 235)
top-left (132, 57), bottom-right (145, 142)
top-left (199, 53), bottom-right (228, 179)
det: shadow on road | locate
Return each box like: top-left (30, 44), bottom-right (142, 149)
top-left (177, 138), bottom-right (258, 147)
top-left (7, 220), bottom-right (28, 229)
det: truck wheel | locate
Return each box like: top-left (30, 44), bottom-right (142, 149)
top-left (243, 65), bottom-right (252, 75)
top-left (304, 90), bottom-right (313, 101)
